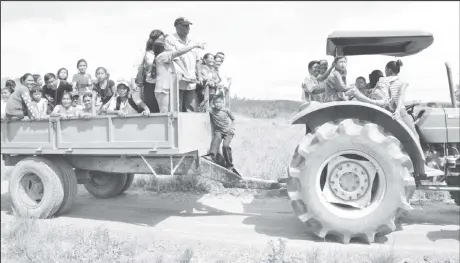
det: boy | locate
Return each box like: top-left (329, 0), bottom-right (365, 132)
top-left (205, 95), bottom-right (236, 170)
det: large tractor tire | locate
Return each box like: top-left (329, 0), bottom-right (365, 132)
top-left (8, 157), bottom-right (64, 219)
top-left (287, 119), bottom-right (415, 244)
top-left (446, 176), bottom-right (460, 206)
top-left (52, 158), bottom-right (78, 215)
top-left (118, 173), bottom-right (135, 195)
top-left (84, 171), bottom-right (128, 199)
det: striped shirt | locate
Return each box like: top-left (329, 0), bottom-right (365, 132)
top-left (324, 70), bottom-right (347, 102)
top-left (302, 74), bottom-right (325, 102)
top-left (376, 76), bottom-right (404, 111)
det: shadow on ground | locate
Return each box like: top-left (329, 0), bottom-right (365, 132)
top-left (2, 184), bottom-right (459, 245)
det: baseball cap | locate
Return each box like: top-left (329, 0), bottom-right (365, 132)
top-left (116, 80), bottom-right (131, 91)
top-left (174, 17), bottom-right (192, 27)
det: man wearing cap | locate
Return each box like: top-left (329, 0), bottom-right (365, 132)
top-left (165, 17), bottom-right (203, 112)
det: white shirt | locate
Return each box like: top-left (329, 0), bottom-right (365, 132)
top-left (144, 51), bottom-right (156, 84)
top-left (165, 33), bottom-right (201, 91)
top-left (216, 64), bottom-right (231, 89)
top-left (106, 96), bottom-right (140, 115)
top-left (155, 51), bottom-right (176, 94)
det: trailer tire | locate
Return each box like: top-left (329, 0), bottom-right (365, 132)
top-left (287, 119), bottom-right (415, 244)
top-left (84, 171), bottom-right (127, 199)
top-left (52, 158), bottom-right (78, 215)
top-left (8, 157), bottom-right (64, 219)
top-left (119, 174), bottom-right (135, 195)
top-left (446, 176), bottom-right (460, 206)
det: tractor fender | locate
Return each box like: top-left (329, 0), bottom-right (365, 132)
top-left (291, 101), bottom-right (425, 176)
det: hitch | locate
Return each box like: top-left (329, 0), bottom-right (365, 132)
top-left (196, 158), bottom-right (283, 190)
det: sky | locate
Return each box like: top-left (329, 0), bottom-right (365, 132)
top-left (1, 1), bottom-right (459, 102)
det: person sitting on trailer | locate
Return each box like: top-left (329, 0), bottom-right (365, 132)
top-left (5, 73), bottom-right (41, 121)
top-left (104, 81), bottom-right (150, 117)
top-left (204, 95), bottom-right (236, 170)
top-left (49, 91), bottom-right (79, 118)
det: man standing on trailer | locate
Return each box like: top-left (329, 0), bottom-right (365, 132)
top-left (165, 17), bottom-right (203, 112)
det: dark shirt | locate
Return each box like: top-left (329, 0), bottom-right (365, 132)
top-left (93, 79), bottom-right (115, 105)
top-left (210, 108), bottom-right (235, 134)
top-left (41, 80), bottom-right (73, 107)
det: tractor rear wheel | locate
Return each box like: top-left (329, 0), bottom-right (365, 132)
top-left (287, 119), bottom-right (415, 244)
top-left (84, 171), bottom-right (127, 199)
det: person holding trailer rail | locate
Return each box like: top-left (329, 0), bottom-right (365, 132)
top-left (153, 39), bottom-right (205, 113)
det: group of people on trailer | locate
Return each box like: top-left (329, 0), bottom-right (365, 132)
top-left (301, 56), bottom-right (418, 140)
top-left (0, 16), bottom-right (236, 170)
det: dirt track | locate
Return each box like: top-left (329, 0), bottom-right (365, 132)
top-left (1, 184), bottom-right (459, 262)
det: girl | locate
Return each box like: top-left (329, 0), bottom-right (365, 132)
top-left (1, 86), bottom-right (14, 120)
top-left (71, 59), bottom-right (93, 103)
top-left (324, 56), bottom-right (351, 102)
top-left (5, 73), bottom-right (41, 120)
top-left (78, 93), bottom-right (95, 118)
top-left (30, 85), bottom-right (48, 118)
top-left (92, 67), bottom-right (116, 115)
top-left (141, 29), bottom-right (165, 113)
top-left (105, 81), bottom-right (150, 117)
top-left (57, 68), bottom-right (69, 81)
top-left (197, 53), bottom-right (220, 109)
top-left (50, 92), bottom-right (78, 118)
top-left (347, 70), bottom-right (385, 101)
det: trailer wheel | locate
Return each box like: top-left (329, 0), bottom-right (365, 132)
top-left (287, 119), bottom-right (415, 244)
top-left (52, 158), bottom-right (78, 215)
top-left (446, 176), bottom-right (460, 206)
top-left (84, 171), bottom-right (127, 199)
top-left (8, 157), bottom-right (64, 219)
top-left (119, 174), bottom-right (135, 195)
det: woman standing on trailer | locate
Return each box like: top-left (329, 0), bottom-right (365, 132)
top-left (141, 29), bottom-right (165, 113)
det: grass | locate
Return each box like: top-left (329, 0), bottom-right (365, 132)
top-left (3, 218), bottom-right (457, 263)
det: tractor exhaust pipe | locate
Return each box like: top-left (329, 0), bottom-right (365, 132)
top-left (445, 62), bottom-right (457, 108)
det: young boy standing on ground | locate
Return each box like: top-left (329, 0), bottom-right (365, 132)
top-left (205, 95), bottom-right (236, 170)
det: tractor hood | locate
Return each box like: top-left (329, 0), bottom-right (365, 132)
top-left (326, 30), bottom-right (434, 57)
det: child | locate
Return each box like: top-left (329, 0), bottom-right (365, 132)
top-left (78, 93), bottom-right (95, 118)
top-left (50, 92), bottom-right (78, 118)
top-left (105, 81), bottom-right (150, 117)
top-left (71, 94), bottom-right (82, 110)
top-left (205, 95), bottom-right (236, 170)
top-left (92, 67), bottom-right (116, 115)
top-left (72, 59), bottom-right (93, 104)
top-left (30, 85), bottom-right (48, 118)
top-left (57, 68), bottom-right (69, 81)
top-left (1, 86), bottom-right (14, 120)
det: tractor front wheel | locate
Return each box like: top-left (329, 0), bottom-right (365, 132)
top-left (287, 119), bottom-right (415, 244)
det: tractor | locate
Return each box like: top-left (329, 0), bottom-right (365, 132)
top-left (286, 30), bottom-right (459, 244)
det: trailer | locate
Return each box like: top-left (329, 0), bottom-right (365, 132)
top-left (1, 77), bottom-right (279, 219)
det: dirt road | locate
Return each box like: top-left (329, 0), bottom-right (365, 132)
top-left (1, 184), bottom-right (459, 262)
